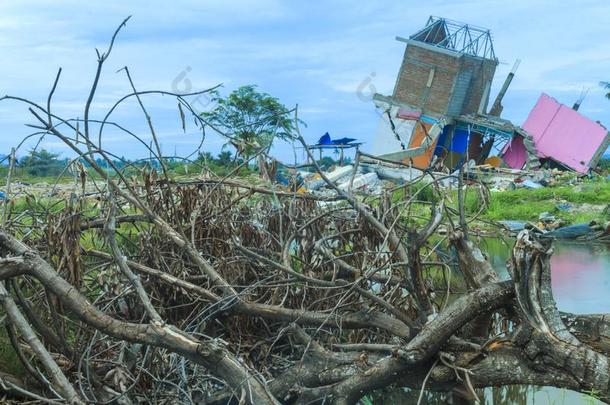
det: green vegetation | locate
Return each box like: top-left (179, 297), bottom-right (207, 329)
top-left (386, 176), bottom-right (610, 231)
top-left (0, 148), bottom-right (72, 182)
top-left (186, 150), bottom-right (256, 177)
top-left (465, 178), bottom-right (610, 224)
top-left (3, 144), bottom-right (609, 232)
top-left (18, 148), bottom-right (67, 177)
top-left (0, 149), bottom-right (261, 184)
top-left (201, 85), bottom-right (303, 160)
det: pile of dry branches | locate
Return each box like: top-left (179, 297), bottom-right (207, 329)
top-left (1, 18), bottom-right (609, 405)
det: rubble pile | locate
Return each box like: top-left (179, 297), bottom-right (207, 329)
top-left (466, 165), bottom-right (579, 191)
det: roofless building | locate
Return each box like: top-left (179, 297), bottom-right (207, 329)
top-left (392, 16), bottom-right (498, 117)
top-left (370, 16), bottom-right (608, 175)
top-left (372, 17), bottom-right (530, 169)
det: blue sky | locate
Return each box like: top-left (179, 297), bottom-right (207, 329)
top-left (1, 0), bottom-right (609, 163)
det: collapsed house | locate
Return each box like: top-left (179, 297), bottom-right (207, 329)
top-left (371, 16), bottom-right (609, 174)
top-left (298, 16), bottom-right (609, 198)
top-left (503, 93), bottom-right (610, 173)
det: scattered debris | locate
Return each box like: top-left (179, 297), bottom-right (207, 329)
top-left (544, 223), bottom-right (593, 239)
top-left (337, 172), bottom-right (380, 193)
top-left (499, 220), bottom-right (610, 241)
top-left (292, 15), bottom-right (610, 244)
top-left (360, 162), bottom-right (424, 183)
top-left (521, 179), bottom-right (543, 189)
top-left (498, 220), bottom-right (526, 232)
top-left (303, 165), bottom-right (354, 191)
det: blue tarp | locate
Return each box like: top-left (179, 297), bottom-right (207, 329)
top-left (449, 128), bottom-right (469, 154)
top-left (315, 133), bottom-right (361, 148)
top-left (433, 126), bottom-right (468, 155)
top-left (317, 132), bottom-right (332, 145)
top-left (433, 126), bottom-right (451, 156)
top-left (332, 137), bottom-right (357, 145)
top-left (544, 224), bottom-right (593, 239)
top-left (433, 125), bottom-right (470, 170)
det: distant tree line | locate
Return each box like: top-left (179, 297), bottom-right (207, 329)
top-left (0, 148), bottom-right (262, 178)
top-left (1, 149), bottom-right (68, 178)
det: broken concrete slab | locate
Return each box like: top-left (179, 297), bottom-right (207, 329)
top-left (360, 163), bottom-right (424, 183)
top-left (337, 172), bottom-right (380, 193)
top-left (303, 165), bottom-right (353, 191)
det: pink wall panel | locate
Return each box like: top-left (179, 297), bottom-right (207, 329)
top-left (522, 93), bottom-right (608, 173)
top-left (502, 135), bottom-right (526, 169)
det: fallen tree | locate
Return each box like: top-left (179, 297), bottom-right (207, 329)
top-left (0, 18), bottom-right (609, 405)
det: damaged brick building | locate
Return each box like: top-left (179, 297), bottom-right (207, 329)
top-left (393, 16), bottom-right (497, 117)
top-left (372, 16), bottom-right (609, 173)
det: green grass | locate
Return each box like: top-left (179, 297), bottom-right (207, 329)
top-left (490, 182), bottom-right (610, 205)
top-left (386, 177), bottom-right (610, 228)
top-left (466, 178), bottom-right (610, 224)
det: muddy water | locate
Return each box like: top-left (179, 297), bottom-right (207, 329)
top-left (374, 239), bottom-right (610, 404)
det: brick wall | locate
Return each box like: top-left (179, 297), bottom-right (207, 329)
top-left (392, 42), bottom-right (497, 117)
top-left (459, 56), bottom-right (497, 114)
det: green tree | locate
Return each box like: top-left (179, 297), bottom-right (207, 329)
top-left (196, 152), bottom-right (215, 164)
top-left (19, 149), bottom-right (65, 177)
top-left (201, 85), bottom-right (303, 161)
top-left (216, 150), bottom-right (233, 166)
top-left (601, 81), bottom-right (610, 99)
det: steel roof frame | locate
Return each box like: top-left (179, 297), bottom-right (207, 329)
top-left (411, 16), bottom-right (496, 60)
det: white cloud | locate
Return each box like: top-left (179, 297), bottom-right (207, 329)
top-left (1, 0), bottom-right (609, 161)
